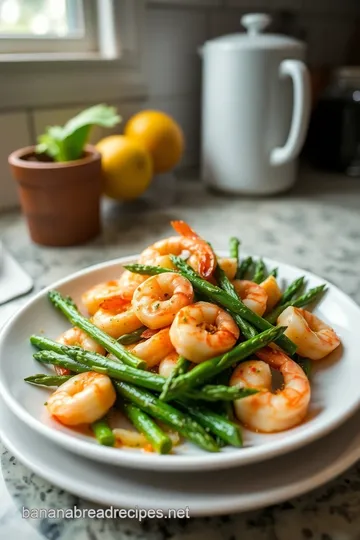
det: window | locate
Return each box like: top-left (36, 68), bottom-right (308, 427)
top-left (0, 0), bottom-right (83, 36)
top-left (0, 0), bottom-right (97, 55)
top-left (0, 0), bottom-right (147, 108)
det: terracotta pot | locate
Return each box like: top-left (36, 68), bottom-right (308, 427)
top-left (8, 145), bottom-right (102, 247)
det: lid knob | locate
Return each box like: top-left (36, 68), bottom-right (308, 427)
top-left (241, 13), bottom-right (271, 36)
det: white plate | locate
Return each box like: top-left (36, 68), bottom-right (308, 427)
top-left (1, 395), bottom-right (360, 516)
top-left (0, 254), bottom-right (359, 472)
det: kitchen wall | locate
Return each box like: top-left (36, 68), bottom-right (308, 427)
top-left (1, 0), bottom-right (360, 210)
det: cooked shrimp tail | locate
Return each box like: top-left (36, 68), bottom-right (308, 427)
top-left (171, 220), bottom-right (216, 278)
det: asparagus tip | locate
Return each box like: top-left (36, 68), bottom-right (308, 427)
top-left (24, 375), bottom-right (37, 382)
top-left (24, 374), bottom-right (51, 385)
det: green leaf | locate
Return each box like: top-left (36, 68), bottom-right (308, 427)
top-left (61, 104), bottom-right (121, 161)
top-left (62, 125), bottom-right (91, 162)
top-left (36, 104), bottom-right (121, 162)
top-left (36, 126), bottom-right (66, 161)
top-left (63, 104), bottom-right (121, 135)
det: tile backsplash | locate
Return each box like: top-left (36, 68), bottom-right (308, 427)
top-left (1, 0), bottom-right (360, 209)
top-left (0, 113), bottom-right (31, 210)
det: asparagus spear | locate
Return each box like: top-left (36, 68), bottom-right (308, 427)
top-left (280, 276), bottom-right (305, 305)
top-left (117, 327), bottom-right (147, 345)
top-left (159, 356), bottom-right (190, 401)
top-left (25, 372), bottom-right (247, 448)
top-left (236, 256), bottom-right (253, 279)
top-left (214, 264), bottom-right (257, 339)
top-left (160, 326), bottom-right (286, 401)
top-left (123, 402), bottom-right (172, 454)
top-left (24, 371), bottom-right (256, 409)
top-left (178, 402), bottom-right (242, 447)
top-left (91, 418), bottom-right (115, 447)
top-left (124, 264), bottom-right (171, 276)
top-left (34, 353), bottom-right (91, 374)
top-left (269, 268), bottom-right (278, 278)
top-left (114, 381), bottom-right (219, 452)
top-left (47, 290), bottom-right (146, 370)
top-left (174, 357), bottom-right (190, 376)
top-left (31, 337), bottom-right (256, 402)
top-left (266, 284), bottom-right (327, 324)
top-left (125, 259), bottom-right (296, 355)
top-left (214, 368), bottom-right (235, 422)
top-left (293, 354), bottom-right (312, 379)
top-left (25, 373), bottom-right (73, 386)
top-left (229, 237), bottom-right (240, 261)
top-left (32, 342), bottom-right (161, 389)
top-left (252, 259), bottom-right (266, 284)
top-left (186, 384), bottom-right (256, 402)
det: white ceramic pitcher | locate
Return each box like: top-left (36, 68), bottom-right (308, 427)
top-left (200, 13), bottom-right (311, 195)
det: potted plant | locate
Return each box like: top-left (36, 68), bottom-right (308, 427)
top-left (8, 104), bottom-right (120, 247)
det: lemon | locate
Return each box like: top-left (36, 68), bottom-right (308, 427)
top-left (124, 110), bottom-right (184, 174)
top-left (96, 135), bottom-right (153, 201)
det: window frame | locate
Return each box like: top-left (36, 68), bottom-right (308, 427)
top-left (0, 0), bottom-right (147, 110)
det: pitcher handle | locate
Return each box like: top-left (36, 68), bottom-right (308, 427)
top-left (270, 59), bottom-right (311, 166)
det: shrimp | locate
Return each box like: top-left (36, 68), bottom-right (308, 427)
top-left (117, 270), bottom-right (149, 302)
top-left (91, 296), bottom-right (143, 339)
top-left (169, 301), bottom-right (239, 363)
top-left (260, 275), bottom-right (282, 311)
top-left (139, 220), bottom-right (216, 278)
top-left (132, 272), bottom-right (194, 329)
top-left (56, 327), bottom-right (105, 375)
top-left (277, 306), bottom-right (340, 360)
top-left (158, 351), bottom-right (181, 378)
top-left (127, 328), bottom-right (174, 368)
top-left (46, 372), bottom-right (116, 426)
top-left (171, 220), bottom-right (216, 278)
top-left (232, 279), bottom-right (268, 316)
top-left (139, 237), bottom-right (181, 270)
top-left (81, 280), bottom-right (123, 316)
top-left (56, 327), bottom-right (105, 355)
top-left (230, 347), bottom-right (310, 432)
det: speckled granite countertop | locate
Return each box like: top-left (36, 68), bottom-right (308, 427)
top-left (1, 169), bottom-right (360, 540)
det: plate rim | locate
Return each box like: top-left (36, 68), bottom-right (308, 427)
top-left (1, 396), bottom-right (360, 516)
top-left (0, 253), bottom-right (360, 472)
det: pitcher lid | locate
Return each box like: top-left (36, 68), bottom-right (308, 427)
top-left (203, 13), bottom-right (305, 51)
